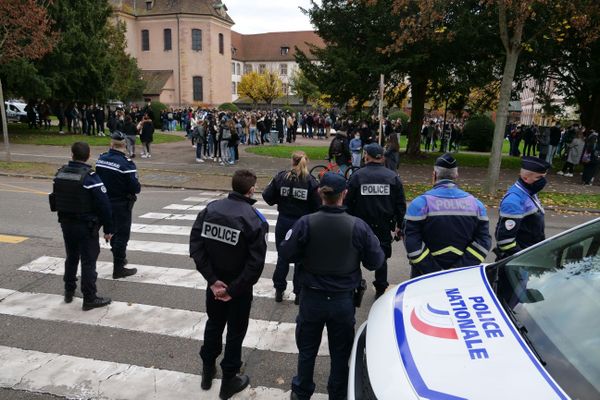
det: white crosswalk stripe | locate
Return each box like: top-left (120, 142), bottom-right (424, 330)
top-left (164, 203), bottom-right (279, 216)
top-left (131, 223), bottom-right (276, 242)
top-left (140, 212), bottom-right (277, 226)
top-left (183, 196), bottom-right (271, 207)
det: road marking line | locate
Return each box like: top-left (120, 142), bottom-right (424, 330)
top-left (18, 256), bottom-right (294, 300)
top-left (0, 289), bottom-right (328, 355)
top-left (0, 234), bottom-right (28, 244)
top-left (0, 182), bottom-right (48, 195)
top-left (164, 204), bottom-right (279, 216)
top-left (99, 239), bottom-right (278, 264)
top-left (139, 212), bottom-right (277, 227)
top-left (0, 345), bottom-right (328, 399)
top-left (183, 196), bottom-right (270, 207)
top-left (131, 223), bottom-right (276, 242)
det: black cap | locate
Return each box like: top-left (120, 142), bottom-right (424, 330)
top-left (319, 172), bottom-right (347, 194)
top-left (110, 131), bottom-right (126, 141)
top-left (435, 153), bottom-right (457, 169)
top-left (521, 156), bottom-right (550, 173)
top-left (364, 143), bottom-right (384, 159)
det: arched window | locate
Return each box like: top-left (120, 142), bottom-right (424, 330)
top-left (192, 29), bottom-right (202, 51)
top-left (141, 29), bottom-right (150, 51)
top-left (164, 29), bottom-right (172, 51)
top-left (193, 76), bottom-right (203, 101)
top-left (218, 33), bottom-right (224, 54)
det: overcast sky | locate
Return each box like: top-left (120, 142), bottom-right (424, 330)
top-left (224, 0), bottom-right (317, 34)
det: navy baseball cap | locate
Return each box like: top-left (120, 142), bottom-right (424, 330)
top-left (110, 131), bottom-right (126, 141)
top-left (319, 172), bottom-right (347, 194)
top-left (435, 153), bottom-right (457, 169)
top-left (521, 156), bottom-right (550, 173)
top-left (364, 143), bottom-right (384, 159)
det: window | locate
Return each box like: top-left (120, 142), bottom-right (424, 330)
top-left (145, 0), bottom-right (153, 11)
top-left (282, 83), bottom-right (289, 94)
top-left (141, 29), bottom-right (150, 51)
top-left (164, 29), bottom-right (172, 51)
top-left (193, 76), bottom-right (203, 101)
top-left (231, 62), bottom-right (236, 75)
top-left (244, 64), bottom-right (253, 74)
top-left (192, 29), bottom-right (202, 51)
top-left (259, 64), bottom-right (266, 73)
top-left (232, 82), bottom-right (237, 95)
top-left (236, 63), bottom-right (241, 76)
top-left (219, 33), bottom-right (224, 54)
top-left (281, 46), bottom-right (289, 55)
top-left (279, 63), bottom-right (288, 76)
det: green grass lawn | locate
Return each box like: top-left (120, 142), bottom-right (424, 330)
top-left (4, 124), bottom-right (185, 146)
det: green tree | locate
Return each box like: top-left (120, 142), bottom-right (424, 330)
top-left (106, 21), bottom-right (144, 102)
top-left (290, 69), bottom-right (320, 107)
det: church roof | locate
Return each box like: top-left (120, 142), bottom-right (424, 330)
top-left (141, 70), bottom-right (173, 95)
top-left (112, 0), bottom-right (234, 24)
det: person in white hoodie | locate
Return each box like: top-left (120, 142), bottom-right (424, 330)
top-left (557, 130), bottom-right (585, 177)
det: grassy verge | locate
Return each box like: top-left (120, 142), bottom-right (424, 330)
top-left (4, 124), bottom-right (185, 146)
top-left (246, 145), bottom-right (523, 169)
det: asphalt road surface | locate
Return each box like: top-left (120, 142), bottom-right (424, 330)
top-left (0, 175), bottom-right (596, 399)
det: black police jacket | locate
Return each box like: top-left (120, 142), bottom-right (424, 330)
top-left (262, 170), bottom-right (320, 218)
top-left (189, 192), bottom-right (269, 298)
top-left (95, 149), bottom-right (141, 202)
top-left (345, 163), bottom-right (407, 239)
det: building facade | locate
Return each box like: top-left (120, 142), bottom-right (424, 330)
top-left (110, 1), bottom-right (323, 107)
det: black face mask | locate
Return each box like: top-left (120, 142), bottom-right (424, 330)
top-left (521, 177), bottom-right (547, 194)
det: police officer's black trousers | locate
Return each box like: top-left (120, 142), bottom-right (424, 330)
top-left (273, 214), bottom-right (300, 294)
top-left (200, 290), bottom-right (252, 379)
top-left (292, 289), bottom-right (355, 400)
top-left (373, 241), bottom-right (391, 291)
top-left (110, 200), bottom-right (132, 269)
top-left (61, 221), bottom-right (100, 301)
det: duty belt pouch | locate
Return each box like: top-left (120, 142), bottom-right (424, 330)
top-left (353, 279), bottom-right (367, 308)
top-left (49, 192), bottom-right (57, 212)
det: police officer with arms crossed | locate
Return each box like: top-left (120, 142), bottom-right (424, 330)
top-left (50, 142), bottom-right (113, 310)
top-left (189, 170), bottom-right (269, 399)
top-left (495, 156), bottom-right (550, 259)
top-left (404, 154), bottom-right (491, 277)
top-left (95, 131), bottom-right (140, 279)
top-left (280, 173), bottom-right (385, 400)
top-left (262, 151), bottom-right (320, 303)
top-left (344, 142), bottom-right (406, 298)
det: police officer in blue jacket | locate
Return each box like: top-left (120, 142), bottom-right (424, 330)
top-left (345, 142), bottom-right (406, 298)
top-left (96, 131), bottom-right (141, 278)
top-left (190, 170), bottom-right (269, 399)
top-left (262, 151), bottom-right (320, 303)
top-left (50, 142), bottom-right (113, 310)
top-left (404, 154), bottom-right (491, 277)
top-left (495, 156), bottom-right (550, 259)
top-left (280, 173), bottom-right (385, 400)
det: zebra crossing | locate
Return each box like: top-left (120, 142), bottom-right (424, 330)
top-left (0, 190), bottom-right (330, 399)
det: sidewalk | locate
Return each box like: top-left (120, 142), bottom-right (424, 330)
top-left (1, 137), bottom-right (598, 195)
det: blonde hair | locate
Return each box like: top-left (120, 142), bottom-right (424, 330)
top-left (286, 151), bottom-right (309, 181)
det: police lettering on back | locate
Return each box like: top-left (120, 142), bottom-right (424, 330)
top-left (360, 184), bottom-right (390, 196)
top-left (280, 186), bottom-right (309, 201)
top-left (201, 222), bottom-right (241, 246)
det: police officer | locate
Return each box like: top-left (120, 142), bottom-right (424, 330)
top-left (495, 156), bottom-right (550, 259)
top-left (404, 154), bottom-right (491, 277)
top-left (190, 169), bottom-right (269, 399)
top-left (50, 142), bottom-right (113, 310)
top-left (344, 142), bottom-right (406, 298)
top-left (280, 173), bottom-right (384, 400)
top-left (262, 151), bottom-right (320, 303)
top-left (95, 131), bottom-right (140, 278)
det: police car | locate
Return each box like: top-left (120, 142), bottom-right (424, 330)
top-left (349, 218), bottom-right (600, 399)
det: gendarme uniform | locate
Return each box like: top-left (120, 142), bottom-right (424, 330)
top-left (280, 173), bottom-right (385, 400)
top-left (189, 191), bottom-right (269, 393)
top-left (50, 160), bottom-right (113, 307)
top-left (262, 169), bottom-right (320, 301)
top-left (95, 131), bottom-right (141, 276)
top-left (495, 157), bottom-right (550, 258)
top-left (404, 154), bottom-right (491, 277)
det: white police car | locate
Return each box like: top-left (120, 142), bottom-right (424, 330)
top-left (349, 218), bottom-right (600, 399)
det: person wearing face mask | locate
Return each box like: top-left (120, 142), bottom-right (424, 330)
top-left (494, 156), bottom-right (550, 259)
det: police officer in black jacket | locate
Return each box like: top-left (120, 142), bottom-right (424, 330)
top-left (280, 173), bottom-right (385, 400)
top-left (50, 142), bottom-right (113, 310)
top-left (345, 143), bottom-right (407, 298)
top-left (190, 169), bottom-right (269, 399)
top-left (262, 151), bottom-right (320, 303)
top-left (96, 131), bottom-right (141, 279)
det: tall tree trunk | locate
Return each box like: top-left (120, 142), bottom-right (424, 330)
top-left (0, 78), bottom-right (11, 162)
top-left (484, 49), bottom-right (519, 195)
top-left (407, 76), bottom-right (427, 156)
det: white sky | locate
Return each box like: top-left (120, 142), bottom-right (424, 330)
top-left (224, 0), bottom-right (317, 34)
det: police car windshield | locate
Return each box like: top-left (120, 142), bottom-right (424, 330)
top-left (497, 219), bottom-right (600, 399)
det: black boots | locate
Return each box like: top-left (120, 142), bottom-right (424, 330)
top-left (82, 297), bottom-right (111, 311)
top-left (275, 289), bottom-right (284, 303)
top-left (64, 291), bottom-right (74, 303)
top-left (219, 375), bottom-right (250, 399)
top-left (113, 267), bottom-right (137, 279)
top-left (201, 364), bottom-right (216, 390)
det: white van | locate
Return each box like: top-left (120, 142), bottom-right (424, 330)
top-left (4, 101), bottom-right (28, 123)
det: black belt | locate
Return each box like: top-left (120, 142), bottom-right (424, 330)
top-left (304, 287), bottom-right (354, 299)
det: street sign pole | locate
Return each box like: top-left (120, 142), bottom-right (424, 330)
top-left (0, 78), bottom-right (11, 162)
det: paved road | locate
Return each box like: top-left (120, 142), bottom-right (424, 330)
top-left (0, 176), bottom-right (596, 399)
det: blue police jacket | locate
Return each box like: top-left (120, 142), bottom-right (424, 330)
top-left (95, 148), bottom-right (141, 201)
top-left (279, 205), bottom-right (385, 292)
top-left (404, 180), bottom-right (491, 274)
top-left (495, 179), bottom-right (545, 256)
top-left (262, 170), bottom-right (320, 218)
top-left (57, 161), bottom-right (114, 234)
